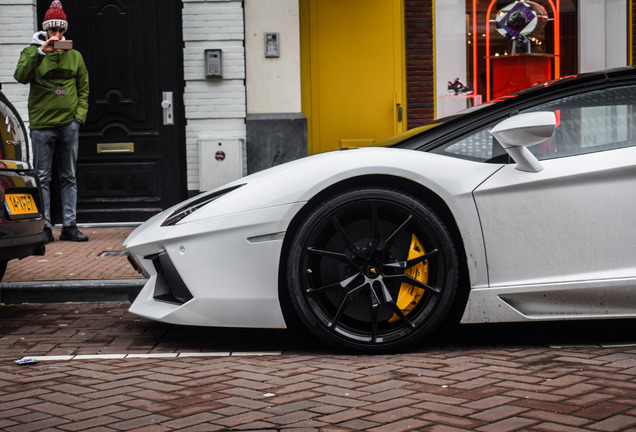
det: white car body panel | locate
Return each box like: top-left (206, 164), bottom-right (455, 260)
top-left (128, 203), bottom-right (304, 328)
top-left (126, 144), bottom-right (636, 329)
top-left (123, 68), bottom-right (636, 350)
top-left (461, 278), bottom-right (636, 323)
top-left (462, 145), bottom-right (636, 323)
top-left (126, 147), bottom-right (501, 328)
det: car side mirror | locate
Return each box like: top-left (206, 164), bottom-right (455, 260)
top-left (490, 111), bottom-right (556, 173)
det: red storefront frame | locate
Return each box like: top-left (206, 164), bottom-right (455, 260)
top-left (470, 0), bottom-right (561, 101)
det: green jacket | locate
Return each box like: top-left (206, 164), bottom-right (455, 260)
top-left (14, 37), bottom-right (89, 129)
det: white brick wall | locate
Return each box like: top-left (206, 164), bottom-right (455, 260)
top-left (182, 0), bottom-right (246, 192)
top-left (0, 0), bottom-right (37, 124)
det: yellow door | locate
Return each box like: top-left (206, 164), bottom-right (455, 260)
top-left (301, 0), bottom-right (406, 154)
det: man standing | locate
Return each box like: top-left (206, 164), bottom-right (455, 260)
top-left (14, 0), bottom-right (89, 243)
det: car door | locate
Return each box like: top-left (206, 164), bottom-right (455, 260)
top-left (473, 84), bottom-right (636, 289)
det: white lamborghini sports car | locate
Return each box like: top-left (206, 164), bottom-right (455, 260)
top-left (125, 67), bottom-right (636, 353)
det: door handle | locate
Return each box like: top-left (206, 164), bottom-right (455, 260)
top-left (397, 104), bottom-right (403, 122)
top-left (162, 91), bottom-right (174, 125)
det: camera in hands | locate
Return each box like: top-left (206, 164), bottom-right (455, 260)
top-left (53, 40), bottom-right (73, 50)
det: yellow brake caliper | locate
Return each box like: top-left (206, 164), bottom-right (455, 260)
top-left (388, 233), bottom-right (428, 323)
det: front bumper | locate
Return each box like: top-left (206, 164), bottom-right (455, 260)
top-left (125, 202), bottom-right (306, 329)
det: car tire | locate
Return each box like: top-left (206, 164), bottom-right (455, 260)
top-left (286, 187), bottom-right (459, 353)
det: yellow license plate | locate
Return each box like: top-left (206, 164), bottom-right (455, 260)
top-left (5, 193), bottom-right (39, 216)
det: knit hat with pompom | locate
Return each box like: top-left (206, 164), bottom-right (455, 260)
top-left (42, 0), bottom-right (68, 30)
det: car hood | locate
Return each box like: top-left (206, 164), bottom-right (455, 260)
top-left (130, 147), bottom-right (502, 233)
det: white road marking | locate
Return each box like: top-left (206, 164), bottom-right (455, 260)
top-left (15, 351), bottom-right (282, 362)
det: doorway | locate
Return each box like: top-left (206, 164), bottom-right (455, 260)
top-left (300, 0), bottom-right (406, 154)
top-left (38, 0), bottom-right (186, 223)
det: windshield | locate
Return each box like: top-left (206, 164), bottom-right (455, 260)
top-left (415, 82), bottom-right (636, 164)
top-left (377, 100), bottom-right (498, 149)
top-left (378, 73), bottom-right (588, 152)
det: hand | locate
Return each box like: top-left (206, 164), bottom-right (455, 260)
top-left (41, 36), bottom-right (61, 54)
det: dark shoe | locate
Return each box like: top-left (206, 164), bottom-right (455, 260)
top-left (60, 224), bottom-right (89, 242)
top-left (447, 78), bottom-right (473, 95)
top-left (43, 227), bottom-right (54, 244)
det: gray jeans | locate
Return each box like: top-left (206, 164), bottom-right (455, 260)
top-left (31, 121), bottom-right (80, 228)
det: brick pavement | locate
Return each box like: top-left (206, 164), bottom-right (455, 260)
top-left (1, 302), bottom-right (636, 431)
top-left (2, 226), bottom-right (143, 282)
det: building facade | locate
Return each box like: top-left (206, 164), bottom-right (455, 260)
top-left (0, 0), bottom-right (632, 222)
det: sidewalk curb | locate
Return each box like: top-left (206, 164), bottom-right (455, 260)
top-left (0, 279), bottom-right (145, 304)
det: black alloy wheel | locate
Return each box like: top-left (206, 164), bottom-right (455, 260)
top-left (287, 187), bottom-right (459, 353)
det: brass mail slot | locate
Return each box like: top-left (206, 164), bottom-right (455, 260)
top-left (97, 142), bottom-right (134, 153)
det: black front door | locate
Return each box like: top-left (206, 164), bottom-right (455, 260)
top-left (38, 0), bottom-right (186, 223)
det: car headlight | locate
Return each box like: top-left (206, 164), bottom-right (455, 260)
top-left (161, 184), bottom-right (245, 226)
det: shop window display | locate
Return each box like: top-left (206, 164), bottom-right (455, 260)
top-left (487, 1), bottom-right (553, 99)
top-left (436, 0), bottom-right (630, 117)
top-left (466, 0), bottom-right (576, 102)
